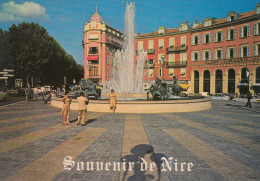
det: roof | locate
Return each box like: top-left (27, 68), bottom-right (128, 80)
top-left (90, 12), bottom-right (103, 23)
top-left (137, 10), bottom-right (257, 38)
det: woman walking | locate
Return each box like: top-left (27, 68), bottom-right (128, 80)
top-left (61, 91), bottom-right (72, 125)
top-left (109, 89), bottom-right (117, 113)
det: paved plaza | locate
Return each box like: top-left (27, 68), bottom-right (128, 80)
top-left (0, 99), bottom-right (259, 181)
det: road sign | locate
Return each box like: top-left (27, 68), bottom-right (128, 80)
top-left (0, 72), bottom-right (7, 74)
top-left (3, 68), bottom-right (14, 72)
top-left (0, 77), bottom-right (8, 79)
top-left (5, 74), bottom-right (14, 77)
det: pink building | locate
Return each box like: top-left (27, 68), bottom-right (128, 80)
top-left (83, 10), bottom-right (124, 84)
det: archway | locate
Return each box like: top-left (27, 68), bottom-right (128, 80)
top-left (239, 68), bottom-right (249, 96)
top-left (215, 69), bottom-right (223, 93)
top-left (194, 71), bottom-right (199, 93)
top-left (228, 69), bottom-right (235, 94)
top-left (254, 67), bottom-right (260, 94)
top-left (203, 70), bottom-right (210, 93)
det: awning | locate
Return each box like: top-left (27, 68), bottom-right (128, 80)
top-left (238, 83), bottom-right (249, 86)
top-left (179, 84), bottom-right (190, 90)
top-left (87, 55), bottom-right (99, 61)
top-left (147, 55), bottom-right (154, 60)
top-left (252, 83), bottom-right (260, 86)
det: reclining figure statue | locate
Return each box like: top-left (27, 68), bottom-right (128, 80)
top-left (146, 77), bottom-right (170, 100)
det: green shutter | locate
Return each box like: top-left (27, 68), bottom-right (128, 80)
top-left (247, 46), bottom-right (250, 57)
top-left (247, 25), bottom-right (250, 37)
top-left (233, 48), bottom-right (236, 58)
top-left (239, 27), bottom-right (242, 38)
top-left (191, 52), bottom-right (193, 61)
top-left (214, 50), bottom-right (216, 60)
top-left (198, 35), bottom-right (200, 45)
top-left (254, 24), bottom-right (257, 35)
top-left (226, 30), bottom-right (229, 40)
top-left (221, 50), bottom-right (223, 59)
top-left (221, 31), bottom-right (223, 41)
top-left (233, 29), bottom-right (236, 39)
top-left (226, 48), bottom-right (228, 59)
top-left (202, 34), bottom-right (204, 44)
top-left (209, 51), bottom-right (211, 60)
top-left (214, 32), bottom-right (216, 42)
top-left (198, 52), bottom-right (200, 61)
top-left (209, 33), bottom-right (211, 43)
top-left (202, 51), bottom-right (204, 60)
top-left (191, 36), bottom-right (193, 45)
top-left (253, 44), bottom-right (256, 56)
top-left (239, 47), bottom-right (241, 57)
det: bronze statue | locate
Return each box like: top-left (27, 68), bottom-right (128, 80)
top-left (146, 77), bottom-right (170, 100)
top-left (172, 76), bottom-right (183, 95)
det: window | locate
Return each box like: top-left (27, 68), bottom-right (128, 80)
top-left (214, 49), bottom-right (223, 60)
top-left (107, 47), bottom-right (109, 54)
top-left (107, 57), bottom-right (110, 65)
top-left (181, 36), bottom-right (186, 46)
top-left (202, 50), bottom-right (211, 61)
top-left (181, 68), bottom-right (186, 77)
top-left (169, 68), bottom-right (174, 76)
top-left (239, 45), bottom-right (250, 57)
top-left (111, 58), bottom-right (113, 66)
top-left (254, 23), bottom-right (260, 36)
top-left (203, 33), bottom-right (211, 44)
top-left (192, 52), bottom-right (200, 61)
top-left (181, 52), bottom-right (186, 62)
top-left (239, 25), bottom-right (250, 38)
top-left (226, 29), bottom-right (236, 40)
top-left (138, 41), bottom-right (143, 50)
top-left (253, 44), bottom-right (260, 56)
top-left (148, 40), bottom-right (154, 49)
top-left (169, 54), bottom-right (174, 62)
top-left (181, 24), bottom-right (188, 31)
top-left (148, 69), bottom-right (153, 77)
top-left (204, 21), bottom-right (210, 27)
top-left (169, 38), bottom-right (174, 48)
top-left (89, 47), bottom-right (98, 54)
top-left (158, 69), bottom-right (162, 77)
top-left (106, 68), bottom-right (109, 77)
top-left (192, 35), bottom-right (200, 45)
top-left (159, 39), bottom-right (164, 49)
top-left (226, 47), bottom-right (236, 58)
top-left (214, 31), bottom-right (223, 42)
top-left (91, 22), bottom-right (95, 28)
top-left (257, 6), bottom-right (260, 14)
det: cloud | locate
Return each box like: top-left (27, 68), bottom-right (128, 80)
top-left (0, 1), bottom-right (48, 21)
top-left (59, 16), bottom-right (72, 22)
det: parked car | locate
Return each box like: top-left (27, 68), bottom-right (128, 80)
top-left (210, 93), bottom-right (230, 100)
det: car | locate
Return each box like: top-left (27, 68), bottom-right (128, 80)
top-left (210, 93), bottom-right (230, 100)
top-left (44, 86), bottom-right (51, 93)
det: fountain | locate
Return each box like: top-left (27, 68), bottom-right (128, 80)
top-left (51, 1), bottom-right (211, 113)
top-left (104, 2), bottom-right (147, 97)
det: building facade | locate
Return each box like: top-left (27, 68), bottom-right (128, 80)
top-left (83, 9), bottom-right (123, 83)
top-left (135, 4), bottom-right (260, 96)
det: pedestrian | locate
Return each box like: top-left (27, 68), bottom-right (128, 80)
top-left (245, 92), bottom-right (253, 108)
top-left (25, 87), bottom-right (28, 101)
top-left (109, 89), bottom-right (116, 113)
top-left (34, 87), bottom-right (38, 100)
top-left (61, 91), bottom-right (72, 125)
top-left (77, 92), bottom-right (89, 126)
top-left (41, 86), bottom-right (45, 101)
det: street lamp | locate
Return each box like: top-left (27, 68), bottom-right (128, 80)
top-left (159, 55), bottom-right (166, 79)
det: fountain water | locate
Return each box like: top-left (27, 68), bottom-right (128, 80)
top-left (105, 2), bottom-right (147, 94)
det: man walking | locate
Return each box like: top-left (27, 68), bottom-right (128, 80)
top-left (77, 92), bottom-right (89, 125)
top-left (41, 86), bottom-right (45, 101)
top-left (245, 92), bottom-right (253, 108)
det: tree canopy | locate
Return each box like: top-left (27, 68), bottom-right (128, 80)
top-left (0, 22), bottom-right (83, 88)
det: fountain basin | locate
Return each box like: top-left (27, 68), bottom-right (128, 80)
top-left (51, 97), bottom-right (211, 113)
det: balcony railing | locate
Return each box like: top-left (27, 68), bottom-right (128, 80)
top-left (144, 63), bottom-right (155, 69)
top-left (147, 49), bottom-right (155, 54)
top-left (106, 40), bottom-right (122, 47)
top-left (166, 45), bottom-right (188, 53)
top-left (88, 51), bottom-right (98, 54)
top-left (204, 56), bottom-right (260, 65)
top-left (166, 61), bottom-right (187, 68)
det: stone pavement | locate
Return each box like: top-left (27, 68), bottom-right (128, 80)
top-left (0, 99), bottom-right (259, 181)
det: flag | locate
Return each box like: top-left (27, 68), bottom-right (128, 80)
top-left (246, 67), bottom-right (250, 82)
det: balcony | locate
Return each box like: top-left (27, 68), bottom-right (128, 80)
top-left (88, 51), bottom-right (98, 54)
top-left (166, 61), bottom-right (187, 68)
top-left (147, 49), bottom-right (155, 54)
top-left (166, 45), bottom-right (188, 53)
top-left (144, 63), bottom-right (155, 69)
top-left (106, 40), bottom-right (122, 48)
top-left (204, 56), bottom-right (260, 65)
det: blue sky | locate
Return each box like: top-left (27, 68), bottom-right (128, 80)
top-left (0, 0), bottom-right (259, 64)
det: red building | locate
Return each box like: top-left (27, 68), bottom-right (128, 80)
top-left (135, 4), bottom-right (260, 96)
top-left (83, 9), bottom-right (123, 83)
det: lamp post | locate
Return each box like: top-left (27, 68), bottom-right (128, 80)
top-left (159, 55), bottom-right (166, 79)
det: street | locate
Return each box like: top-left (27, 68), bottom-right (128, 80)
top-left (0, 100), bottom-right (259, 181)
